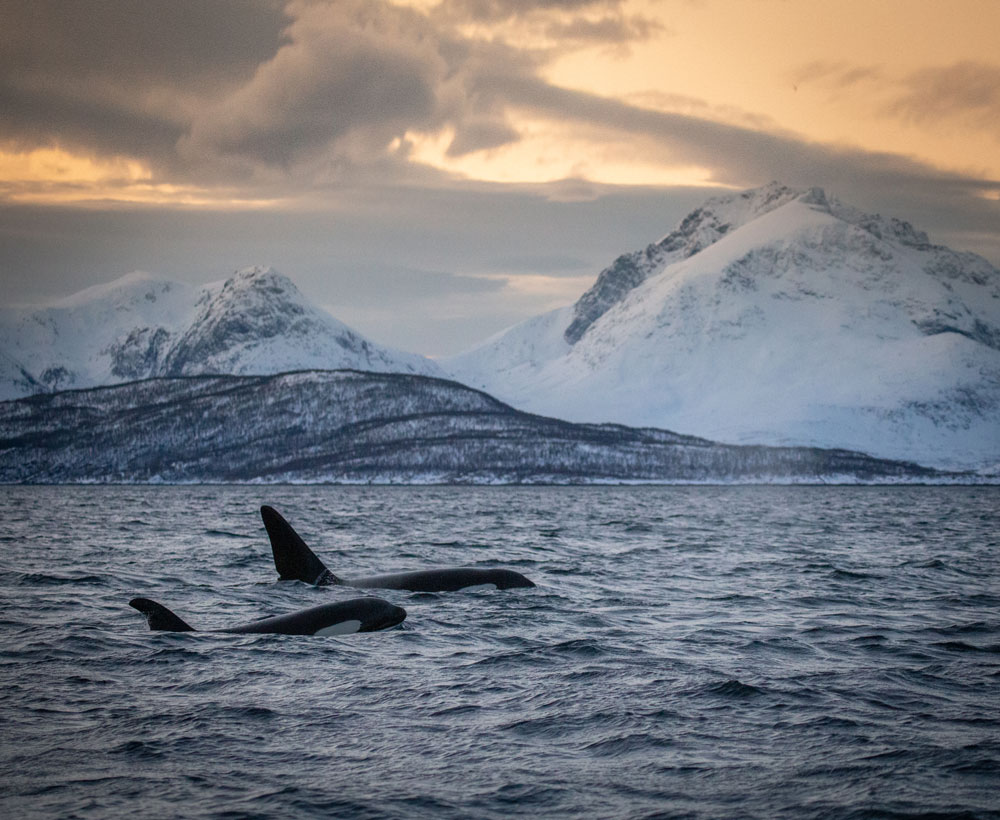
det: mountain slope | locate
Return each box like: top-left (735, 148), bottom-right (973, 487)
top-left (0, 266), bottom-right (441, 399)
top-left (444, 183), bottom-right (1000, 470)
top-left (0, 370), bottom-right (963, 484)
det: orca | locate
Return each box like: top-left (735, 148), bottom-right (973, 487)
top-left (129, 596), bottom-right (406, 635)
top-left (260, 505), bottom-right (535, 592)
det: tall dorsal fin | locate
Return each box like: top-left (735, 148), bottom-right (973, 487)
top-left (129, 597), bottom-right (196, 632)
top-left (260, 505), bottom-right (339, 586)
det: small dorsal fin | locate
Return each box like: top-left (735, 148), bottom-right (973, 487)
top-left (260, 506), bottom-right (339, 586)
top-left (129, 597), bottom-right (196, 632)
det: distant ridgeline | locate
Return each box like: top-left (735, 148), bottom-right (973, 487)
top-left (0, 369), bottom-right (984, 484)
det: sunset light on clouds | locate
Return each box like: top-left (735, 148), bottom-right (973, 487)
top-left (1, 0), bottom-right (998, 353)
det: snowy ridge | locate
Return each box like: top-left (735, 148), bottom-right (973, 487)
top-left (0, 266), bottom-right (441, 398)
top-left (444, 184), bottom-right (1000, 470)
top-left (563, 182), bottom-right (807, 344)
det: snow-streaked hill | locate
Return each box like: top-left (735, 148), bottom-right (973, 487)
top-left (444, 183), bottom-right (1000, 470)
top-left (0, 370), bottom-right (964, 484)
top-left (0, 266), bottom-right (442, 399)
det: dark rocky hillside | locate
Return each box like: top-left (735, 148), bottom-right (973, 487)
top-left (0, 369), bottom-right (966, 484)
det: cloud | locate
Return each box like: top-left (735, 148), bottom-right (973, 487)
top-left (179, 1), bottom-right (448, 173)
top-left (791, 58), bottom-right (1000, 145)
top-left (438, 0), bottom-right (621, 22)
top-left (790, 60), bottom-right (883, 90)
top-left (445, 118), bottom-right (523, 156)
top-left (888, 61), bottom-right (1000, 138)
top-left (543, 11), bottom-right (663, 54)
top-left (0, 0), bottom-right (288, 162)
top-left (486, 74), bottom-right (1000, 202)
top-left (0, 0), bottom-right (997, 226)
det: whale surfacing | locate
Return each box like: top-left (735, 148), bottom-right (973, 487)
top-left (260, 505), bottom-right (535, 592)
top-left (129, 596), bottom-right (406, 635)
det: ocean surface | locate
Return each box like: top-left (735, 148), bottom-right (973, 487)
top-left (1, 485), bottom-right (997, 820)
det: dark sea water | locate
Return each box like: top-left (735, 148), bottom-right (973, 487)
top-left (1, 486), bottom-right (998, 819)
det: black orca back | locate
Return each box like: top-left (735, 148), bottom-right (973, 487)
top-left (260, 505), bottom-right (338, 585)
top-left (129, 596), bottom-right (405, 635)
top-left (223, 598), bottom-right (406, 635)
top-left (349, 567), bottom-right (535, 592)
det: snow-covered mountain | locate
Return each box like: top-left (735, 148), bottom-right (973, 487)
top-left (0, 266), bottom-right (442, 399)
top-left (444, 183), bottom-right (1000, 470)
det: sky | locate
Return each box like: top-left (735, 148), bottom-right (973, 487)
top-left (1, 0), bottom-right (998, 356)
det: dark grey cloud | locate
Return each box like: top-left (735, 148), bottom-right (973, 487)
top-left (0, 0), bottom-right (287, 84)
top-left (190, 0), bottom-right (660, 174)
top-left (180, 2), bottom-right (447, 172)
top-left (888, 61), bottom-right (1000, 137)
top-left (175, 2), bottom-right (549, 181)
top-left (0, 0), bottom-right (288, 160)
top-left (1, 0), bottom-right (654, 186)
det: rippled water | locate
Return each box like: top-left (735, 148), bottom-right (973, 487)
top-left (1, 486), bottom-right (998, 819)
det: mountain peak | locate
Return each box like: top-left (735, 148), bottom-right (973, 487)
top-left (564, 182), bottom-right (816, 344)
top-left (205, 265), bottom-right (301, 303)
top-left (445, 183), bottom-right (1000, 470)
top-left (164, 267), bottom-right (331, 374)
top-left (1, 267), bottom-right (442, 398)
top-left (228, 264), bottom-right (291, 288)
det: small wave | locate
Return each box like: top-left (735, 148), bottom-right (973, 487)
top-left (743, 637), bottom-right (813, 655)
top-left (837, 810), bottom-right (986, 820)
top-left (145, 644), bottom-right (216, 663)
top-left (930, 621), bottom-right (992, 635)
top-left (583, 733), bottom-right (672, 756)
top-left (213, 705), bottom-right (278, 720)
top-left (429, 704), bottom-right (483, 718)
top-left (14, 572), bottom-right (107, 586)
top-left (706, 593), bottom-right (762, 603)
top-left (932, 640), bottom-right (1000, 654)
top-left (468, 638), bottom-right (610, 668)
top-left (204, 529), bottom-right (250, 539)
top-left (849, 633), bottom-right (888, 643)
top-left (108, 739), bottom-right (165, 759)
top-left (946, 757), bottom-right (1000, 775)
top-left (223, 553), bottom-right (263, 568)
top-left (546, 638), bottom-right (610, 658)
top-left (830, 568), bottom-right (882, 580)
top-left (904, 558), bottom-right (948, 569)
top-left (707, 679), bottom-right (765, 698)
